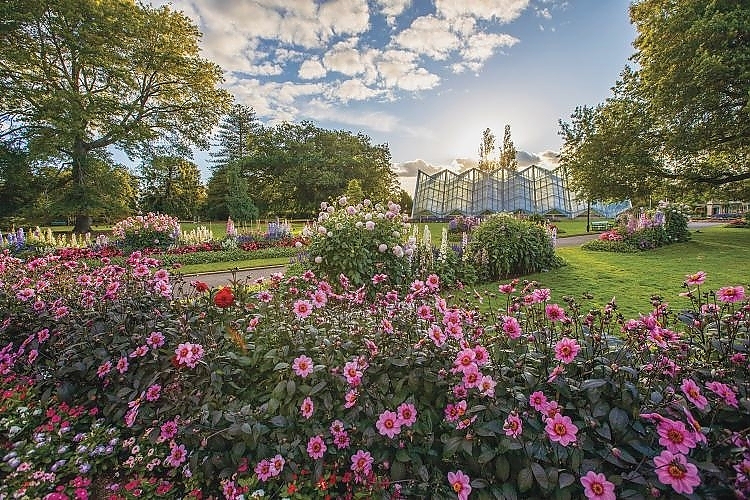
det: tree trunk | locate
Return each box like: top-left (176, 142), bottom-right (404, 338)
top-left (73, 214), bottom-right (93, 234)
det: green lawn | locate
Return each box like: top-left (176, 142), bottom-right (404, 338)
top-left (465, 226), bottom-right (750, 319)
top-left (176, 256), bottom-right (291, 274)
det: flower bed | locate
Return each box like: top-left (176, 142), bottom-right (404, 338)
top-left (0, 250), bottom-right (748, 499)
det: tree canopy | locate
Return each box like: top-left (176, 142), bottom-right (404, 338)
top-left (229, 121), bottom-right (398, 217)
top-left (139, 156), bottom-right (205, 219)
top-left (559, 0), bottom-right (750, 200)
top-left (0, 0), bottom-right (231, 231)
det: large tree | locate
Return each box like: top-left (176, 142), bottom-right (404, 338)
top-left (139, 156), bottom-right (205, 219)
top-left (0, 0), bottom-right (231, 232)
top-left (210, 103), bottom-right (262, 170)
top-left (560, 0), bottom-right (750, 198)
top-left (237, 122), bottom-right (398, 217)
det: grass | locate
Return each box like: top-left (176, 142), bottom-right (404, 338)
top-left (465, 226), bottom-right (750, 319)
top-left (414, 216), bottom-right (609, 242)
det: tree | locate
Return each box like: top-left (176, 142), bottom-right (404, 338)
top-left (140, 156), bottom-right (206, 219)
top-left (499, 125), bottom-right (518, 171)
top-left (345, 179), bottom-right (365, 205)
top-left (559, 1), bottom-right (750, 198)
top-left (236, 122), bottom-right (398, 217)
top-left (477, 128), bottom-right (496, 172)
top-left (0, 141), bottom-right (40, 221)
top-left (397, 188), bottom-right (414, 215)
top-left (225, 163), bottom-right (258, 223)
top-left (210, 103), bottom-right (261, 170)
top-left (0, 0), bottom-right (232, 232)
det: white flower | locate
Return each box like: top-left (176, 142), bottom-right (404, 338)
top-left (314, 256), bottom-right (323, 264)
top-left (365, 220), bottom-right (375, 230)
top-left (392, 245), bottom-right (404, 258)
top-left (317, 226), bottom-right (327, 235)
top-left (378, 243), bottom-right (388, 253)
top-left (338, 196), bottom-right (348, 206)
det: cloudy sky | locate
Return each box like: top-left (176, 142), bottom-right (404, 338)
top-left (152, 0), bottom-right (636, 192)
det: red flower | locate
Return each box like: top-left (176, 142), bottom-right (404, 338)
top-left (193, 281), bottom-right (209, 293)
top-left (214, 287), bottom-right (235, 308)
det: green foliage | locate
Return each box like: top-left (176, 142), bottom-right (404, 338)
top-left (210, 103), bottom-right (261, 169)
top-left (499, 124), bottom-right (518, 171)
top-left (466, 214), bottom-right (562, 280)
top-left (225, 163), bottom-right (259, 223)
top-left (237, 122), bottom-right (398, 217)
top-left (306, 197), bottom-right (412, 288)
top-left (581, 238), bottom-right (639, 253)
top-left (560, 1), bottom-right (750, 198)
top-left (1, 251), bottom-right (748, 498)
top-left (663, 202), bottom-right (691, 243)
top-left (140, 156), bottom-right (206, 219)
top-left (111, 213), bottom-right (180, 251)
top-left (0, 0), bottom-right (231, 228)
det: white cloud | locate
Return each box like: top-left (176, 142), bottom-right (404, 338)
top-left (435, 0), bottom-right (531, 23)
top-left (298, 58), bottom-right (327, 79)
top-left (318, 0), bottom-right (370, 38)
top-left (244, 62), bottom-right (284, 76)
top-left (323, 40), bottom-right (369, 76)
top-left (393, 15), bottom-right (460, 60)
top-left (376, 51), bottom-right (440, 91)
top-left (376, 0), bottom-right (411, 25)
top-left (536, 8), bottom-right (552, 19)
top-left (393, 158), bottom-right (436, 176)
top-left (332, 79), bottom-right (381, 102)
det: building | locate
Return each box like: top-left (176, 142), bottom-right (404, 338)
top-left (411, 165), bottom-right (630, 218)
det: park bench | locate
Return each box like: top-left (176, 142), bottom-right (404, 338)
top-left (590, 221), bottom-right (612, 231)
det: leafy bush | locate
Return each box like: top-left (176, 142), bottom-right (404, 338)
top-left (305, 197), bottom-right (413, 288)
top-left (448, 216), bottom-right (481, 234)
top-left (465, 213), bottom-right (562, 281)
top-left (111, 212), bottom-right (180, 251)
top-left (662, 202), bottom-right (691, 242)
top-left (1, 251), bottom-right (748, 499)
top-left (582, 239), bottom-right (639, 253)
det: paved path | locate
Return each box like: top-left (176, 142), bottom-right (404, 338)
top-left (181, 222), bottom-right (723, 288)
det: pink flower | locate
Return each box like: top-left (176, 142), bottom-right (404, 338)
top-left (344, 390), bottom-right (357, 408)
top-left (343, 360), bottom-right (363, 386)
top-left (293, 299), bottom-right (312, 319)
top-left (545, 303), bottom-right (567, 321)
top-left (146, 331), bottom-right (165, 349)
top-left (428, 325), bottom-right (447, 346)
top-left (270, 454), bottom-right (285, 476)
top-left (447, 470), bottom-right (472, 500)
top-left (145, 384), bottom-right (161, 402)
top-left (503, 413), bottom-right (523, 438)
top-left (532, 288), bottom-right (551, 302)
top-left (657, 416), bottom-right (698, 455)
top-left (160, 420), bottom-right (178, 441)
top-left (306, 435), bottom-right (327, 459)
top-left (684, 271), bottom-right (706, 286)
top-left (376, 410), bottom-right (402, 438)
top-left (174, 342), bottom-right (204, 368)
top-left (478, 375), bottom-right (497, 397)
top-left (653, 450), bottom-right (701, 495)
top-left (257, 291), bottom-right (273, 303)
top-left (499, 282), bottom-right (516, 294)
top-left (545, 413), bottom-right (578, 446)
top-left (680, 378), bottom-right (708, 410)
top-left (716, 285), bottom-right (745, 303)
top-left (397, 402), bottom-right (418, 427)
top-left (529, 391), bottom-right (548, 412)
top-left (444, 400), bottom-right (467, 422)
top-left (705, 381), bottom-right (739, 408)
top-left (453, 348), bottom-right (477, 373)
top-left (580, 471), bottom-right (616, 500)
top-left (333, 432), bottom-right (350, 449)
top-left (300, 397), bottom-right (314, 419)
top-left (164, 443), bottom-right (187, 468)
top-left (292, 355), bottom-right (314, 378)
top-left (350, 449), bottom-right (374, 476)
top-left (97, 361), bottom-right (112, 378)
top-left (417, 304), bottom-right (433, 320)
top-left (554, 337), bottom-right (580, 364)
top-left (254, 459), bottom-right (274, 482)
top-left (501, 316), bottom-right (522, 339)
top-left (116, 356), bottom-right (129, 374)
top-left (425, 274), bottom-right (440, 291)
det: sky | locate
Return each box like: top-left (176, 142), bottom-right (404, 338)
top-left (151, 0), bottom-right (637, 193)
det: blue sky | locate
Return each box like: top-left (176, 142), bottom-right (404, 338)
top-left (153, 0), bottom-right (636, 192)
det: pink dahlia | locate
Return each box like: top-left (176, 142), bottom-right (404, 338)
top-left (545, 413), bottom-right (578, 446)
top-left (653, 450), bottom-right (701, 495)
top-left (580, 471), bottom-right (616, 500)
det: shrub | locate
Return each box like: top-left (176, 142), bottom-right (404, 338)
top-left (448, 216), bottom-right (481, 234)
top-left (465, 213), bottom-right (562, 281)
top-left (111, 212), bottom-right (180, 251)
top-left (305, 197), bottom-right (413, 288)
top-left (662, 202), bottom-right (691, 242)
top-left (1, 252), bottom-right (748, 499)
top-left (582, 238), bottom-right (639, 253)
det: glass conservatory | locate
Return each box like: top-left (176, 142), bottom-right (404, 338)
top-left (411, 165), bottom-right (630, 218)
